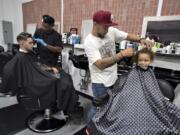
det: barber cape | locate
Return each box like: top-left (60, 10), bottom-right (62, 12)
top-left (92, 66), bottom-right (180, 135)
top-left (1, 51), bottom-right (78, 113)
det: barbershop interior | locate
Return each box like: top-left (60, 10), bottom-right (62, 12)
top-left (0, 0), bottom-right (180, 135)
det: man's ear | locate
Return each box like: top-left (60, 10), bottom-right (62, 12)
top-left (93, 22), bottom-right (98, 26)
top-left (19, 40), bottom-right (25, 47)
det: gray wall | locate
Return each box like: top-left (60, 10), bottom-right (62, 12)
top-left (0, 0), bottom-right (24, 51)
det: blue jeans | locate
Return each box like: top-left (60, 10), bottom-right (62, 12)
top-left (87, 83), bottom-right (109, 128)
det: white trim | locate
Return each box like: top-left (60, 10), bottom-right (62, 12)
top-left (54, 22), bottom-right (60, 32)
top-left (81, 20), bottom-right (93, 43)
top-left (156, 0), bottom-right (163, 16)
top-left (21, 0), bottom-right (33, 4)
top-left (141, 15), bottom-right (180, 37)
top-left (60, 0), bottom-right (64, 34)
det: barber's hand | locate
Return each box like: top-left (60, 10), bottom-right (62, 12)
top-left (140, 39), bottom-right (154, 48)
top-left (34, 38), bottom-right (47, 46)
top-left (52, 67), bottom-right (59, 74)
top-left (119, 48), bottom-right (134, 57)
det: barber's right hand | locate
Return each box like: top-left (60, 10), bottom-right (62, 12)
top-left (119, 48), bottom-right (134, 57)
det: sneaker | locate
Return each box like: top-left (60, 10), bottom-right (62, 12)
top-left (85, 127), bottom-right (92, 135)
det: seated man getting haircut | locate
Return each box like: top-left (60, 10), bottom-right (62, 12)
top-left (0, 32), bottom-right (79, 116)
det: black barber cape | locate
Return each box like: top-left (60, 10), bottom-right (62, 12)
top-left (92, 66), bottom-right (180, 135)
top-left (1, 51), bottom-right (78, 113)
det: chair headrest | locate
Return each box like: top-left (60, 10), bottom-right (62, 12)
top-left (158, 79), bottom-right (175, 102)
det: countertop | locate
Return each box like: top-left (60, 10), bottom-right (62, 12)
top-left (151, 53), bottom-right (180, 71)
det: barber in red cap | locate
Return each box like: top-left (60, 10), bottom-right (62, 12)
top-left (84, 10), bottom-right (153, 135)
top-left (33, 15), bottom-right (62, 70)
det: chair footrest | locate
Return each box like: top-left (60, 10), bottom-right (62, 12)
top-left (27, 111), bottom-right (66, 133)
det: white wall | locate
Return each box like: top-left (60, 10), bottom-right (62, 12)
top-left (0, 0), bottom-right (24, 51)
top-left (0, 1), bottom-right (4, 49)
top-left (21, 0), bottom-right (33, 3)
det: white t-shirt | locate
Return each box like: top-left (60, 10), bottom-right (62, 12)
top-left (84, 27), bottom-right (128, 87)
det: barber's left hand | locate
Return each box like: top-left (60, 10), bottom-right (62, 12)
top-left (140, 39), bottom-right (154, 48)
top-left (34, 38), bottom-right (48, 46)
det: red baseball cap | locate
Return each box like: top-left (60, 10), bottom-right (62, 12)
top-left (93, 10), bottom-right (118, 26)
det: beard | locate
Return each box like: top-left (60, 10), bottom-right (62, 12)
top-left (97, 33), bottom-right (106, 38)
top-left (42, 28), bottom-right (53, 34)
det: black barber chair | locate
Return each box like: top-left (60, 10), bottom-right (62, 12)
top-left (0, 52), bottom-right (12, 77)
top-left (16, 89), bottom-right (66, 133)
top-left (69, 50), bottom-right (88, 70)
top-left (158, 79), bottom-right (175, 102)
top-left (69, 50), bottom-right (90, 90)
top-left (12, 44), bottom-right (19, 56)
top-left (0, 46), bottom-right (4, 53)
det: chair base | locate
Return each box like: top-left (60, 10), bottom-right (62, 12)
top-left (27, 111), bottom-right (66, 133)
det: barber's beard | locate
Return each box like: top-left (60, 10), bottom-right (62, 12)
top-left (42, 29), bottom-right (53, 34)
top-left (97, 33), bottom-right (105, 38)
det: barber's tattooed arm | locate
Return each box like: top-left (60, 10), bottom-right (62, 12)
top-left (95, 48), bottom-right (134, 70)
top-left (126, 34), bottom-right (154, 48)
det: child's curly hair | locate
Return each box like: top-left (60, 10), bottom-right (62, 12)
top-left (134, 48), bottom-right (154, 64)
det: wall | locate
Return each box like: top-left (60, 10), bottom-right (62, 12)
top-left (22, 0), bottom-right (61, 32)
top-left (22, 0), bottom-right (180, 35)
top-left (161, 0), bottom-right (180, 15)
top-left (0, 1), bottom-right (4, 48)
top-left (0, 0), bottom-right (23, 51)
top-left (63, 0), bottom-right (158, 34)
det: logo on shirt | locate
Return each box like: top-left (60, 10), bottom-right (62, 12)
top-left (99, 40), bottom-right (115, 58)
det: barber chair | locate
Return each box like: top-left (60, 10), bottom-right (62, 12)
top-left (0, 52), bottom-right (12, 77)
top-left (158, 79), bottom-right (175, 102)
top-left (0, 46), bottom-right (4, 53)
top-left (69, 50), bottom-right (90, 90)
top-left (16, 89), bottom-right (66, 133)
top-left (12, 44), bottom-right (19, 56)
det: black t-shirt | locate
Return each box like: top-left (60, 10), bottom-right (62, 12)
top-left (34, 28), bottom-right (62, 67)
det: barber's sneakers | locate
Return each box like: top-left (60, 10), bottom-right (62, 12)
top-left (85, 127), bottom-right (92, 135)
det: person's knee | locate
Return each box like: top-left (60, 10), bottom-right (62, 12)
top-left (58, 73), bottom-right (74, 93)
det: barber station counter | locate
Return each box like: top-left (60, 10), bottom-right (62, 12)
top-left (61, 44), bottom-right (93, 98)
top-left (151, 53), bottom-right (180, 71)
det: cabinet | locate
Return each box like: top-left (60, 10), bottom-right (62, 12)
top-left (2, 21), bottom-right (13, 44)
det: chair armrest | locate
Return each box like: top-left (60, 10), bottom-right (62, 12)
top-left (0, 91), bottom-right (14, 97)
